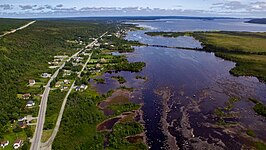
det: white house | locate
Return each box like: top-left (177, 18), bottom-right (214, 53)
top-left (26, 100), bottom-right (35, 107)
top-left (80, 84), bottom-right (88, 90)
top-left (13, 139), bottom-right (23, 149)
top-left (64, 80), bottom-right (70, 84)
top-left (0, 140), bottom-right (9, 148)
top-left (41, 73), bottom-right (51, 78)
top-left (29, 80), bottom-right (36, 86)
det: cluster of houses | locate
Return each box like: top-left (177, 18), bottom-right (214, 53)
top-left (55, 79), bottom-right (71, 91)
top-left (0, 139), bottom-right (23, 149)
top-left (63, 69), bottom-right (72, 77)
top-left (75, 84), bottom-right (88, 92)
top-left (21, 93), bottom-right (36, 108)
top-left (73, 56), bottom-right (84, 63)
top-left (48, 55), bottom-right (68, 68)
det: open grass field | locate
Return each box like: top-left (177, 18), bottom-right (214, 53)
top-left (194, 32), bottom-right (266, 54)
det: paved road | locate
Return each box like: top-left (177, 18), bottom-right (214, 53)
top-left (0, 21), bottom-right (36, 38)
top-left (41, 52), bottom-right (93, 150)
top-left (30, 32), bottom-right (107, 150)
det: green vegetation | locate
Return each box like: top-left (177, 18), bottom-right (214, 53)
top-left (100, 33), bottom-right (143, 53)
top-left (94, 78), bottom-right (106, 84)
top-left (109, 62), bottom-right (146, 72)
top-left (146, 31), bottom-right (266, 82)
top-left (146, 32), bottom-right (188, 37)
top-left (53, 91), bottom-right (105, 150)
top-left (111, 76), bottom-right (126, 84)
top-left (44, 90), bottom-right (67, 130)
top-left (249, 98), bottom-right (266, 117)
top-left (53, 23), bottom-right (147, 149)
top-left (0, 19), bottom-right (116, 144)
top-left (253, 103), bottom-right (266, 117)
top-left (118, 86), bottom-right (134, 92)
top-left (0, 18), bottom-right (32, 34)
top-left (224, 97), bottom-right (240, 111)
top-left (246, 129), bottom-right (256, 137)
top-left (109, 103), bottom-right (141, 116)
top-left (246, 18), bottom-right (266, 24)
top-left (214, 97), bottom-right (240, 125)
top-left (108, 122), bottom-right (146, 150)
top-left (254, 142), bottom-right (266, 150)
top-left (135, 75), bottom-right (147, 80)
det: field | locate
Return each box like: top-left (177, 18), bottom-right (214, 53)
top-left (146, 31), bottom-right (266, 82)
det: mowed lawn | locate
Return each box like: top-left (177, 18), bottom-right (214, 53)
top-left (197, 32), bottom-right (266, 53)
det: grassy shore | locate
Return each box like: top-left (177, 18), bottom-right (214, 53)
top-left (146, 31), bottom-right (266, 82)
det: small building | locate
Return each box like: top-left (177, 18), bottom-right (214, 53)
top-left (17, 121), bottom-right (27, 129)
top-left (18, 116), bottom-right (27, 122)
top-left (75, 86), bottom-right (81, 91)
top-left (64, 80), bottom-right (70, 84)
top-left (26, 100), bottom-right (35, 107)
top-left (22, 93), bottom-right (31, 99)
top-left (13, 139), bottom-right (23, 149)
top-left (96, 63), bottom-right (101, 68)
top-left (100, 58), bottom-right (107, 63)
top-left (29, 80), bottom-right (36, 86)
top-left (55, 82), bottom-right (62, 88)
top-left (0, 140), bottom-right (9, 148)
top-left (41, 73), bottom-right (51, 78)
top-left (75, 84), bottom-right (88, 92)
top-left (60, 86), bottom-right (69, 92)
top-left (80, 84), bottom-right (88, 90)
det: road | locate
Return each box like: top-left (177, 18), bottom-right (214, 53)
top-left (30, 32), bottom-right (107, 150)
top-left (41, 52), bottom-right (93, 150)
top-left (0, 21), bottom-right (36, 38)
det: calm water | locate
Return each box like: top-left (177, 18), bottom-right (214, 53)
top-left (93, 19), bottom-right (266, 149)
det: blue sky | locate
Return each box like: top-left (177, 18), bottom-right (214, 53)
top-left (1, 0), bottom-right (266, 18)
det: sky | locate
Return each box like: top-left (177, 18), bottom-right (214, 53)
top-left (0, 0), bottom-right (266, 18)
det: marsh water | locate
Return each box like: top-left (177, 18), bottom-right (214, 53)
top-left (92, 19), bottom-right (266, 149)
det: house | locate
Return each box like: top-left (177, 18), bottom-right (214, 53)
top-left (22, 93), bottom-right (31, 99)
top-left (63, 70), bottom-right (72, 76)
top-left (26, 100), bottom-right (35, 107)
top-left (100, 58), bottom-right (107, 63)
top-left (29, 80), bottom-right (36, 86)
top-left (80, 84), bottom-right (88, 90)
top-left (75, 86), bottom-right (81, 91)
top-left (55, 82), bottom-right (62, 88)
top-left (17, 121), bottom-right (27, 129)
top-left (60, 86), bottom-right (69, 92)
top-left (0, 140), bottom-right (9, 148)
top-left (41, 73), bottom-right (51, 78)
top-left (96, 63), bottom-right (101, 68)
top-left (18, 116), bottom-right (27, 122)
top-left (75, 84), bottom-right (88, 92)
top-left (13, 139), bottom-right (23, 149)
top-left (64, 80), bottom-right (70, 84)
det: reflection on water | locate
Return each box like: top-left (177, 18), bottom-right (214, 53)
top-left (92, 19), bottom-right (266, 149)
